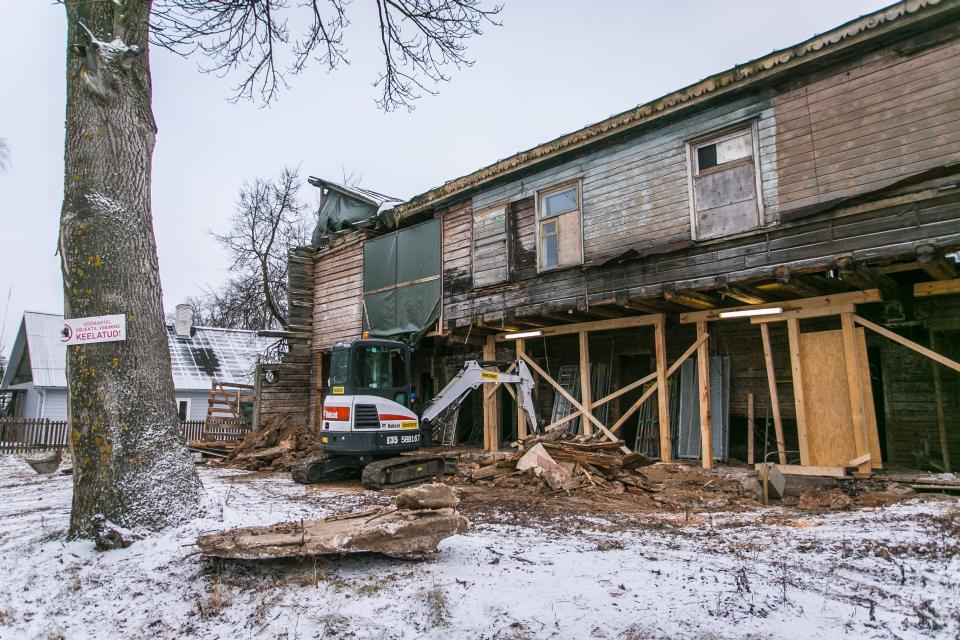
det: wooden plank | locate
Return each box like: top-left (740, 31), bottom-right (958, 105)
top-left (759, 323), bottom-right (788, 465)
top-left (516, 350), bottom-right (630, 453)
top-left (680, 289), bottom-right (881, 323)
top-left (591, 371), bottom-right (658, 409)
top-left (799, 329), bottom-right (860, 468)
top-left (856, 330), bottom-right (883, 471)
top-left (654, 316), bottom-right (671, 462)
top-left (482, 335), bottom-right (498, 452)
top-left (578, 331), bottom-right (593, 437)
top-left (696, 321), bottom-right (713, 469)
top-left (841, 314), bottom-right (872, 475)
top-left (786, 318), bottom-right (809, 464)
top-left (494, 313), bottom-right (661, 341)
top-left (747, 393), bottom-right (755, 465)
top-left (754, 463), bottom-right (849, 478)
top-left (854, 314), bottom-right (960, 374)
top-left (914, 278), bottom-right (960, 297)
top-left (515, 338), bottom-right (527, 440)
top-left (931, 331), bottom-right (952, 472)
top-left (750, 303), bottom-right (855, 324)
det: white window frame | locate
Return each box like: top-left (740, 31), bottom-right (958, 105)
top-left (685, 120), bottom-right (764, 241)
top-left (175, 397), bottom-right (192, 421)
top-left (534, 178), bottom-right (584, 273)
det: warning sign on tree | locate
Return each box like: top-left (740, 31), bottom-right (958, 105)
top-left (60, 314), bottom-right (126, 346)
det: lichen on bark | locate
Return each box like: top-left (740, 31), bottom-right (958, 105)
top-left (61, 0), bottom-right (202, 538)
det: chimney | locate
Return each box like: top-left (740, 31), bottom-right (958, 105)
top-left (174, 303), bottom-right (194, 337)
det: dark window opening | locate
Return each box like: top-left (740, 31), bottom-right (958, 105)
top-left (177, 400), bottom-right (189, 421)
top-left (697, 143), bottom-right (718, 171)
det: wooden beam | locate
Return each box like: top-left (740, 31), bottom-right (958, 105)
top-left (664, 288), bottom-right (721, 310)
top-left (754, 464), bottom-right (848, 479)
top-left (482, 335), bottom-right (498, 452)
top-left (774, 266), bottom-right (822, 298)
top-left (760, 323), bottom-right (787, 464)
top-left (786, 318), bottom-right (810, 465)
top-left (654, 316), bottom-right (671, 462)
top-left (914, 278), bottom-right (960, 298)
top-left (680, 290), bottom-right (881, 324)
top-left (750, 303), bottom-right (856, 324)
top-left (719, 282), bottom-right (768, 305)
top-left (916, 244), bottom-right (959, 281)
top-left (578, 331), bottom-right (593, 437)
top-left (854, 315), bottom-right (960, 374)
top-left (747, 393), bottom-right (755, 465)
top-left (515, 339), bottom-right (527, 440)
top-left (494, 313), bottom-right (662, 341)
top-left (516, 351), bottom-right (630, 453)
top-left (696, 321), bottom-right (713, 470)
top-left (930, 331), bottom-right (952, 473)
top-left (840, 312), bottom-right (872, 476)
top-left (836, 256), bottom-right (899, 300)
top-left (609, 333), bottom-right (707, 436)
top-left (591, 371), bottom-right (658, 409)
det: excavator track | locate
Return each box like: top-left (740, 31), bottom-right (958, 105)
top-left (292, 452), bottom-right (341, 484)
top-left (360, 455), bottom-right (453, 490)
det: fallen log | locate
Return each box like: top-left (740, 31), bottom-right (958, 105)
top-left (196, 484), bottom-right (469, 560)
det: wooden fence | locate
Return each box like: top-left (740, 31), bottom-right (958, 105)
top-left (0, 418), bottom-right (254, 453)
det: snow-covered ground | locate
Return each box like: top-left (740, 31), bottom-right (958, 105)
top-left (0, 455), bottom-right (957, 640)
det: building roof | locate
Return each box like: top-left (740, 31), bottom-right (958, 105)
top-left (387, 0), bottom-right (953, 221)
top-left (1, 312), bottom-right (270, 392)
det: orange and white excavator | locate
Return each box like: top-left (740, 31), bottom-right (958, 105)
top-left (292, 338), bottom-right (541, 489)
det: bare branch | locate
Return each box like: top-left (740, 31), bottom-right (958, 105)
top-left (149, 0), bottom-right (502, 109)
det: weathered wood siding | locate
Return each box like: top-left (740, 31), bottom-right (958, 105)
top-left (440, 200), bottom-right (473, 323)
top-left (312, 237), bottom-right (363, 350)
top-left (472, 203), bottom-right (509, 287)
top-left (470, 93), bottom-right (779, 262)
top-left (772, 26), bottom-right (960, 212)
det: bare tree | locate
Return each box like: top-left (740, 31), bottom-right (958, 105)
top-left (0, 138), bottom-right (10, 173)
top-left (60, 0), bottom-right (501, 538)
top-left (193, 167), bottom-right (310, 331)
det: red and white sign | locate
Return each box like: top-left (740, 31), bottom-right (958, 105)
top-left (61, 314), bottom-right (126, 346)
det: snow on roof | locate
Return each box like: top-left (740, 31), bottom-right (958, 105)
top-left (0, 312), bottom-right (270, 392)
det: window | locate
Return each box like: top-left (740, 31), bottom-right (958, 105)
top-left (688, 124), bottom-right (762, 240)
top-left (472, 204), bottom-right (509, 287)
top-left (536, 182), bottom-right (582, 271)
top-left (176, 398), bottom-right (191, 421)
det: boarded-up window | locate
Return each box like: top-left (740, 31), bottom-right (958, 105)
top-left (688, 125), bottom-right (761, 240)
top-left (536, 182), bottom-right (583, 271)
top-left (472, 204), bottom-right (509, 288)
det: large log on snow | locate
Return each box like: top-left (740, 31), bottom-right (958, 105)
top-left (196, 484), bottom-right (469, 560)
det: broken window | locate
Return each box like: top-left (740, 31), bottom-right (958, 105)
top-left (536, 182), bottom-right (582, 271)
top-left (472, 203), bottom-right (509, 288)
top-left (688, 125), bottom-right (762, 240)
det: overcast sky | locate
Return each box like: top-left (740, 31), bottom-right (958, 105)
top-left (0, 0), bottom-right (890, 353)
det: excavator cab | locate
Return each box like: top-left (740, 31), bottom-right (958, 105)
top-left (328, 339), bottom-right (413, 408)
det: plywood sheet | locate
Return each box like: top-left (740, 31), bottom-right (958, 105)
top-left (797, 328), bottom-right (880, 468)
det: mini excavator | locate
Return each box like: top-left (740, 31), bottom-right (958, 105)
top-left (292, 338), bottom-right (541, 489)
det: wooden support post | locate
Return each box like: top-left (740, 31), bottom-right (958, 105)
top-left (747, 393), bottom-right (755, 465)
top-left (696, 321), bottom-right (713, 469)
top-left (516, 338), bottom-right (528, 440)
top-left (931, 331), bottom-right (952, 472)
top-left (840, 312), bottom-right (872, 476)
top-left (653, 315), bottom-right (671, 462)
top-left (759, 323), bottom-right (787, 465)
top-left (578, 331), bottom-right (593, 437)
top-left (786, 318), bottom-right (810, 465)
top-left (482, 335), bottom-right (498, 452)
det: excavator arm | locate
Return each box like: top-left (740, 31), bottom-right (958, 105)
top-left (419, 360), bottom-right (541, 435)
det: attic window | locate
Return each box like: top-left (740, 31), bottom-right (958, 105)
top-left (688, 124), bottom-right (763, 240)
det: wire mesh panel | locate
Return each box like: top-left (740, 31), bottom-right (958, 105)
top-left (675, 356), bottom-right (730, 460)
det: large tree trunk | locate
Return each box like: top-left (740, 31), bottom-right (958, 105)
top-left (61, 0), bottom-right (202, 537)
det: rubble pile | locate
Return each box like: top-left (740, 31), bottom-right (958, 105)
top-left (456, 430), bottom-right (759, 510)
top-left (225, 414), bottom-right (321, 472)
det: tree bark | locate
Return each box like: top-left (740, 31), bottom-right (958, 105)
top-left (61, 0), bottom-right (202, 537)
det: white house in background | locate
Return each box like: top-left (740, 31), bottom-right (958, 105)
top-left (0, 307), bottom-right (270, 421)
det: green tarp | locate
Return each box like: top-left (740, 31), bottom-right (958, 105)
top-left (362, 219), bottom-right (441, 343)
top-left (311, 191), bottom-right (379, 248)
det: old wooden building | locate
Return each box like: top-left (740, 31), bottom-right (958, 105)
top-left (261, 0), bottom-right (960, 475)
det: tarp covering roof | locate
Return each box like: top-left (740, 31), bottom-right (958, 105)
top-left (308, 176), bottom-right (405, 247)
top-left (1, 312), bottom-right (270, 392)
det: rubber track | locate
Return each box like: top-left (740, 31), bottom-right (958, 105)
top-left (291, 453), bottom-right (332, 484)
top-left (360, 455), bottom-right (449, 490)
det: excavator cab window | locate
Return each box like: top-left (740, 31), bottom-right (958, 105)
top-left (330, 340), bottom-right (411, 406)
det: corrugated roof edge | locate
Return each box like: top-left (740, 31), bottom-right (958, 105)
top-left (391, 0), bottom-right (953, 220)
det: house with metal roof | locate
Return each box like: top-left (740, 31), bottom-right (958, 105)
top-left (1, 308), bottom-right (270, 421)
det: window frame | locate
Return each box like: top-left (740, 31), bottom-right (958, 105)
top-left (534, 178), bottom-right (584, 273)
top-left (470, 201), bottom-right (511, 289)
top-left (175, 397), bottom-right (192, 422)
top-left (685, 120), bottom-right (764, 241)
